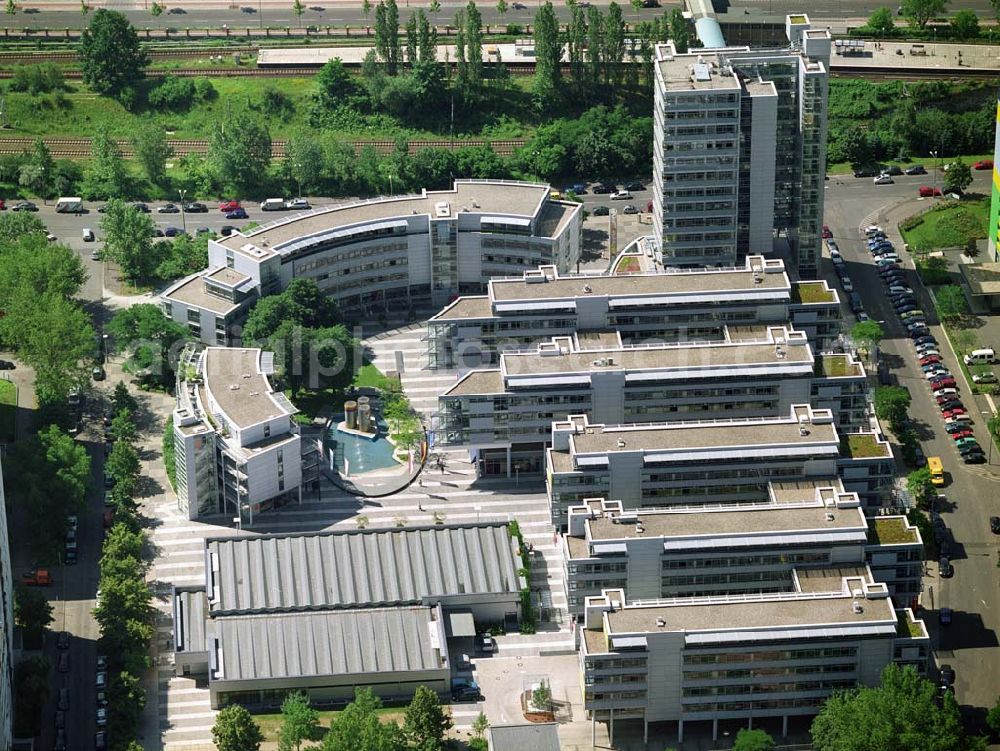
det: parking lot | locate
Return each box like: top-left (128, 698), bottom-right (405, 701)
top-left (822, 169), bottom-right (1000, 718)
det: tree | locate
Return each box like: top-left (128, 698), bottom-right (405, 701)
top-left (14, 587), bottom-right (54, 643)
top-left (604, 2), bottom-right (625, 88)
top-left (404, 685), bottom-right (452, 751)
top-left (293, 0), bottom-right (305, 17)
top-left (373, 0), bottom-right (401, 74)
top-left (108, 303), bottom-right (190, 384)
top-left (362, 0), bottom-right (371, 25)
top-left (851, 319), bottom-right (885, 359)
top-left (213, 705), bottom-right (264, 751)
top-left (416, 10), bottom-right (436, 62)
top-left (949, 8), bottom-right (979, 38)
top-left (19, 295), bottom-right (95, 407)
top-left (496, 0), bottom-right (507, 17)
top-left (987, 696), bottom-right (1000, 735)
top-left (471, 711), bottom-right (489, 739)
top-left (107, 671), bottom-right (146, 742)
top-left (733, 729), bottom-right (775, 751)
top-left (100, 200), bottom-right (158, 282)
top-left (0, 210), bottom-right (46, 244)
top-left (531, 680), bottom-right (552, 710)
top-left (107, 440), bottom-right (141, 487)
top-left (907, 467), bottom-right (935, 507)
top-left (316, 58), bottom-right (357, 106)
top-left (13, 656), bottom-right (50, 737)
top-left (5, 0), bottom-right (15, 15)
top-left (155, 232), bottom-right (210, 281)
top-left (131, 122), bottom-right (173, 186)
top-left (532, 2), bottom-right (561, 108)
top-left (874, 386), bottom-right (911, 428)
top-left (79, 9), bottom-right (148, 97)
top-left (900, 0), bottom-right (948, 29)
top-left (112, 381), bottom-right (140, 417)
top-left (585, 6), bottom-right (603, 90)
top-left (322, 688), bottom-right (406, 751)
top-left (942, 159), bottom-right (972, 195)
top-left (667, 7), bottom-right (693, 53)
top-left (428, 0), bottom-right (440, 13)
top-left (82, 128), bottom-right (130, 200)
top-left (285, 131), bottom-right (325, 197)
top-left (464, 1), bottom-right (484, 94)
top-left (279, 691), bottom-right (320, 751)
top-left (867, 7), bottom-right (897, 35)
top-left (811, 665), bottom-right (965, 751)
top-left (935, 285), bottom-right (969, 321)
top-left (150, 1), bottom-right (162, 14)
top-left (18, 138), bottom-right (55, 198)
top-left (241, 277), bottom-right (342, 343)
top-left (207, 110), bottom-right (272, 194)
top-left (109, 409), bottom-right (138, 445)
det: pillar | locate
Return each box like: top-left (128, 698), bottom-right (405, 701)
top-left (643, 714), bottom-right (648, 745)
top-left (506, 445), bottom-right (512, 478)
top-left (748, 715), bottom-right (753, 730)
top-left (592, 716), bottom-right (596, 748)
top-left (783, 715), bottom-right (789, 738)
top-left (678, 719), bottom-right (684, 745)
top-left (609, 708), bottom-right (614, 745)
top-left (712, 718), bottom-right (718, 741)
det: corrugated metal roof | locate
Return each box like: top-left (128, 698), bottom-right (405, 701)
top-left (207, 523), bottom-right (521, 615)
top-left (488, 723), bottom-right (561, 751)
top-left (213, 606), bottom-right (443, 682)
top-left (174, 588), bottom-right (207, 653)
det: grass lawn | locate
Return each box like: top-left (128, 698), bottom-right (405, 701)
top-left (827, 153), bottom-right (994, 176)
top-left (842, 433), bottom-right (889, 459)
top-left (899, 197), bottom-right (989, 252)
top-left (252, 706), bottom-right (406, 742)
top-left (286, 361), bottom-right (397, 423)
top-left (0, 380), bottom-right (15, 444)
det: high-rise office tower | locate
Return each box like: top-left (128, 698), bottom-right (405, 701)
top-left (652, 15), bottom-right (831, 278)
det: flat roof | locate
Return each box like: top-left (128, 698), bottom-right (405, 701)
top-left (567, 409), bottom-right (839, 457)
top-left (175, 588), bottom-right (207, 653)
top-left (816, 354), bottom-right (865, 378)
top-left (502, 337), bottom-right (812, 378)
top-left (220, 181), bottom-right (550, 257)
top-left (162, 271), bottom-right (242, 316)
top-left (207, 523), bottom-right (521, 615)
top-left (213, 606), bottom-right (442, 683)
top-left (795, 565), bottom-right (870, 593)
top-left (960, 262), bottom-right (1000, 296)
top-left (606, 585), bottom-right (895, 634)
top-left (488, 724), bottom-right (561, 751)
top-left (490, 266), bottom-right (789, 303)
top-left (430, 296), bottom-right (493, 321)
top-left (537, 201), bottom-right (580, 237)
top-left (585, 501), bottom-right (866, 542)
top-left (202, 347), bottom-right (295, 430)
top-left (657, 49), bottom-right (744, 92)
top-left (444, 369), bottom-right (505, 397)
top-left (870, 517), bottom-right (920, 545)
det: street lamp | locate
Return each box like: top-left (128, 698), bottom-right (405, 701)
top-left (178, 189), bottom-right (187, 233)
top-left (930, 150), bottom-right (938, 195)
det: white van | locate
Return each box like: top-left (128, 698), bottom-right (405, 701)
top-left (260, 198), bottom-right (287, 211)
top-left (963, 348), bottom-right (996, 366)
top-left (56, 197), bottom-right (84, 214)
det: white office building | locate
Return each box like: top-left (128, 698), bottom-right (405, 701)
top-left (162, 181), bottom-right (582, 345)
top-left (427, 255), bottom-right (842, 370)
top-left (545, 405), bottom-right (893, 526)
top-left (579, 570), bottom-right (928, 744)
top-left (171, 345), bottom-right (316, 523)
top-left (652, 15), bottom-right (831, 277)
top-left (563, 493), bottom-right (923, 616)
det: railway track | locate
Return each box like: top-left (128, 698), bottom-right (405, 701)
top-left (0, 46), bottom-right (258, 64)
top-left (0, 136), bottom-right (526, 159)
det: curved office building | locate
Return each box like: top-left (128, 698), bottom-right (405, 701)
top-left (162, 180), bottom-right (582, 345)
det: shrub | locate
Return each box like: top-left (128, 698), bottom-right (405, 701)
top-left (505, 23), bottom-right (522, 34)
top-left (899, 214), bottom-right (924, 232)
top-left (193, 77), bottom-right (217, 102)
top-left (148, 75), bottom-right (196, 110)
top-left (9, 63), bottom-right (65, 94)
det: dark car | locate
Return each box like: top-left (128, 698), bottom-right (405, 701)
top-left (958, 443), bottom-right (983, 457)
top-left (963, 452), bottom-right (986, 464)
top-left (57, 688), bottom-right (69, 711)
top-left (591, 206), bottom-right (610, 216)
top-left (158, 203), bottom-right (180, 213)
top-left (991, 516), bottom-right (1000, 534)
top-left (95, 731), bottom-right (108, 751)
top-left (904, 164), bottom-right (927, 175)
top-left (853, 168), bottom-right (878, 178)
top-left (592, 183), bottom-right (616, 194)
top-left (96, 204), bottom-right (108, 213)
top-left (151, 228), bottom-right (165, 237)
top-left (909, 327), bottom-right (932, 340)
top-left (451, 684), bottom-right (482, 702)
top-left (0, 359), bottom-right (14, 370)
top-left (183, 202), bottom-right (209, 213)
top-left (11, 200), bottom-right (38, 212)
top-left (57, 630), bottom-right (71, 649)
top-left (883, 165), bottom-right (903, 176)
top-left (164, 227), bottom-right (187, 237)
top-left (939, 664), bottom-right (955, 686)
top-left (915, 335), bottom-right (937, 346)
top-left (220, 225), bottom-right (238, 236)
top-left (64, 547), bottom-right (77, 565)
top-left (945, 422), bottom-right (970, 435)
top-left (195, 227), bottom-right (214, 236)
top-left (939, 607), bottom-right (952, 625)
top-left (938, 400), bottom-right (964, 412)
top-left (130, 202), bottom-right (150, 212)
top-left (624, 181), bottom-right (645, 191)
top-left (54, 729), bottom-right (67, 751)
top-left (226, 208), bottom-right (249, 219)
top-left (939, 557), bottom-right (953, 577)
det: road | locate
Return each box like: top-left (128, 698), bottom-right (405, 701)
top-left (822, 168), bottom-right (1000, 723)
top-left (722, 0), bottom-right (996, 22)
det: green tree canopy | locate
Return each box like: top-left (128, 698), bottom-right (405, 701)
top-left (107, 440), bottom-right (141, 487)
top-left (907, 467), bottom-right (935, 507)
top-left (0, 210), bottom-right (46, 244)
top-left (79, 9), bottom-right (148, 97)
top-left (111, 380), bottom-right (140, 416)
top-left (811, 665), bottom-right (965, 751)
top-left (866, 7), bottom-right (897, 35)
top-left (322, 688), bottom-right (405, 751)
top-left (213, 705), bottom-right (265, 751)
top-left (667, 7), bottom-right (694, 52)
top-left (14, 586), bottom-right (54, 641)
top-left (81, 128), bottom-right (131, 199)
top-left (154, 232), bottom-right (210, 282)
top-left (131, 122), bottom-right (173, 186)
top-left (107, 303), bottom-right (190, 383)
top-left (404, 685), bottom-right (452, 750)
top-left (207, 110), bottom-right (272, 194)
top-left (532, 1), bottom-right (562, 108)
top-left (942, 159), bottom-right (973, 195)
top-left (900, 0), bottom-right (948, 29)
top-left (100, 199), bottom-right (159, 281)
top-left (950, 8), bottom-right (979, 37)
top-left (241, 278), bottom-right (342, 343)
top-left (935, 285), bottom-right (969, 321)
top-left (733, 728), bottom-right (776, 751)
top-left (874, 385), bottom-right (912, 428)
top-left (279, 691), bottom-right (320, 751)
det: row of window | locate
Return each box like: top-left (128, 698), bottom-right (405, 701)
top-left (684, 647), bottom-right (857, 665)
top-left (683, 678), bottom-right (857, 698)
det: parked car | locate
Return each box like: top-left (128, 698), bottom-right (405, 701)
top-left (974, 159), bottom-right (994, 170)
top-left (919, 185), bottom-right (943, 197)
top-left (972, 372), bottom-right (998, 384)
top-left (287, 198), bottom-right (311, 210)
top-left (95, 731), bottom-right (108, 751)
top-left (874, 174), bottom-right (894, 185)
top-left (920, 355), bottom-right (942, 366)
top-left (990, 516), bottom-right (1000, 534)
top-left (831, 253), bottom-right (845, 266)
top-left (96, 671), bottom-right (107, 689)
top-left (96, 707), bottom-right (108, 727)
top-left (915, 335), bottom-right (937, 346)
top-left (591, 205), bottom-right (610, 216)
top-left (130, 202), bottom-right (150, 213)
top-left (0, 359), bottom-right (14, 370)
top-left (904, 164), bottom-right (927, 175)
top-left (11, 201), bottom-right (38, 211)
top-left (883, 165), bottom-right (903, 176)
top-left (955, 437), bottom-right (979, 449)
top-left (945, 421), bottom-right (969, 435)
top-left (157, 203), bottom-right (180, 213)
top-left (183, 202), bottom-right (209, 213)
top-left (92, 365), bottom-right (105, 381)
top-left (164, 227), bottom-right (186, 237)
top-left (55, 709), bottom-right (66, 729)
top-left (942, 408), bottom-right (967, 419)
top-left (822, 225), bottom-right (833, 238)
top-left (939, 607), bottom-right (953, 625)
top-left (949, 429), bottom-right (974, 440)
top-left (622, 204), bottom-right (639, 215)
top-left (57, 630), bottom-right (71, 649)
top-left (451, 678), bottom-right (482, 702)
top-left (854, 168), bottom-right (878, 178)
top-left (931, 377), bottom-right (958, 389)
top-left (933, 387), bottom-right (957, 398)
top-left (225, 208), bottom-right (248, 220)
top-left (624, 181), bottom-right (645, 191)
top-left (840, 277), bottom-right (854, 292)
top-left (610, 190), bottom-right (632, 200)
top-left (592, 183), bottom-right (616, 194)
top-left (219, 200), bottom-right (241, 212)
top-left (939, 557), bottom-right (953, 577)
top-left (57, 652), bottom-right (69, 673)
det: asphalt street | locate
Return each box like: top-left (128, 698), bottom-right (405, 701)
top-left (821, 168), bottom-right (1000, 720)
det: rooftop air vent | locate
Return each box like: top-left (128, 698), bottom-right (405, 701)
top-left (753, 274), bottom-right (763, 285)
top-left (229, 384), bottom-right (240, 391)
top-left (656, 617), bottom-right (666, 627)
top-left (435, 201), bottom-right (451, 218)
top-left (583, 284), bottom-right (593, 293)
top-left (635, 523), bottom-right (645, 534)
top-left (242, 373), bottom-right (252, 379)
top-left (775, 346), bottom-right (785, 359)
top-left (249, 391), bottom-right (260, 397)
top-left (617, 438), bottom-right (626, 448)
top-left (825, 512), bottom-right (835, 522)
top-left (472, 200), bottom-right (480, 208)
top-left (799, 426), bottom-right (808, 436)
top-left (606, 357), bottom-right (614, 366)
top-left (852, 600), bottom-right (863, 614)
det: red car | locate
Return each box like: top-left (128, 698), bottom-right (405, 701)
top-left (974, 160), bottom-right (994, 171)
top-left (918, 186), bottom-right (942, 197)
top-left (822, 225), bottom-right (833, 239)
top-left (931, 377), bottom-right (957, 389)
top-left (936, 394), bottom-right (960, 405)
top-left (219, 200), bottom-right (241, 212)
top-left (942, 408), bottom-right (967, 419)
top-left (951, 429), bottom-right (974, 440)
top-left (919, 355), bottom-right (941, 366)
top-left (0, 199), bottom-right (5, 210)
